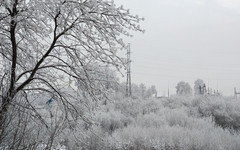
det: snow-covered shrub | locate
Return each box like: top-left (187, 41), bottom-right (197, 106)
top-left (33, 94), bottom-right (239, 150)
top-left (141, 98), bottom-right (162, 115)
top-left (198, 96), bottom-right (240, 130)
top-left (110, 121), bottom-right (240, 150)
top-left (94, 109), bottom-right (132, 134)
top-left (114, 98), bottom-right (143, 117)
top-left (101, 95), bottom-right (240, 150)
top-left (164, 108), bottom-right (190, 127)
top-left (79, 125), bottom-right (108, 150)
top-left (161, 97), bottom-right (184, 109)
top-left (135, 112), bottom-right (166, 128)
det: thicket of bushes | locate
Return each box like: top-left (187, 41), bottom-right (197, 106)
top-left (3, 94), bottom-right (239, 150)
top-left (81, 95), bottom-right (240, 150)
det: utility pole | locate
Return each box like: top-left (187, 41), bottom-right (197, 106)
top-left (167, 84), bottom-right (170, 98)
top-left (234, 87), bottom-right (240, 98)
top-left (126, 43), bottom-right (132, 97)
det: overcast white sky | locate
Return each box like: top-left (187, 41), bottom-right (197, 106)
top-left (115, 0), bottom-right (240, 96)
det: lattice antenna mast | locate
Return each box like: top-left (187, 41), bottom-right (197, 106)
top-left (126, 44), bottom-right (132, 97)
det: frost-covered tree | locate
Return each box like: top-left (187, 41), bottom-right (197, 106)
top-left (194, 79), bottom-right (205, 95)
top-left (145, 85), bottom-right (157, 98)
top-left (139, 83), bottom-right (146, 98)
top-left (176, 81), bottom-right (192, 96)
top-left (0, 0), bottom-right (143, 148)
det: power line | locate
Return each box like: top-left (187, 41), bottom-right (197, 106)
top-left (131, 71), bottom-right (240, 81)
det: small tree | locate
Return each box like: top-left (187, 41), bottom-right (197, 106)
top-left (176, 81), bottom-right (192, 96)
top-left (139, 83), bottom-right (146, 98)
top-left (194, 79), bottom-right (205, 95)
top-left (145, 85), bottom-right (157, 98)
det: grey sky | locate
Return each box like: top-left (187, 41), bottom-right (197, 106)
top-left (116, 0), bottom-right (240, 96)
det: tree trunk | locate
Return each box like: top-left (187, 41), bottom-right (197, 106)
top-left (0, 91), bottom-right (14, 144)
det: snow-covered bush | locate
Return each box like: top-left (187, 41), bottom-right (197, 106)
top-left (5, 91), bottom-right (238, 149)
top-left (198, 96), bottom-right (240, 131)
top-left (94, 109), bottom-right (132, 134)
top-left (141, 98), bottom-right (162, 115)
top-left (114, 98), bottom-right (143, 118)
top-left (98, 95), bottom-right (240, 150)
top-left (135, 112), bottom-right (166, 128)
top-left (110, 123), bottom-right (240, 150)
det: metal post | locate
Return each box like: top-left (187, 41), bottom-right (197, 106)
top-left (126, 44), bottom-right (132, 97)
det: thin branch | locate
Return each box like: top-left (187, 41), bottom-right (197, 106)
top-left (16, 64), bottom-right (68, 81)
top-left (16, 13), bottom-right (79, 93)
